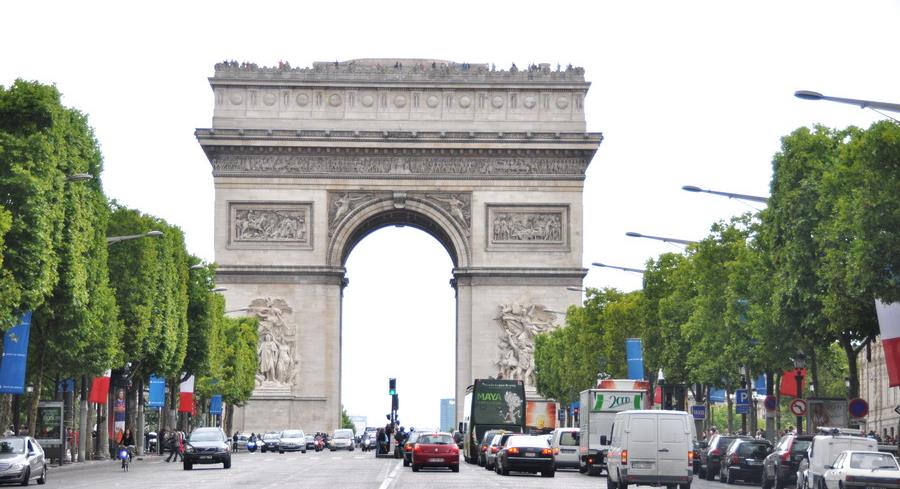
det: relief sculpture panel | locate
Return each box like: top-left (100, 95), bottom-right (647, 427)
top-left (419, 193), bottom-right (471, 236)
top-left (486, 204), bottom-right (569, 251)
top-left (495, 304), bottom-right (558, 388)
top-left (229, 202), bottom-right (312, 249)
top-left (247, 298), bottom-right (299, 393)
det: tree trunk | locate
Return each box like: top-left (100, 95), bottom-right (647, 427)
top-left (840, 334), bottom-right (861, 399)
top-left (78, 377), bottom-right (88, 462)
top-left (86, 402), bottom-right (95, 459)
top-left (26, 334), bottom-right (47, 436)
top-left (97, 390), bottom-right (109, 459)
top-left (225, 403), bottom-right (234, 436)
top-left (0, 394), bottom-right (12, 433)
top-left (136, 378), bottom-right (145, 456)
top-left (810, 348), bottom-right (819, 397)
top-left (726, 388), bottom-right (734, 434)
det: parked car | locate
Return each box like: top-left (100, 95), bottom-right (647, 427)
top-left (700, 434), bottom-right (750, 480)
top-left (719, 438), bottom-right (773, 483)
top-left (330, 429), bottom-right (355, 451)
top-left (762, 433), bottom-right (814, 489)
top-left (402, 432), bottom-right (422, 467)
top-left (305, 434), bottom-right (316, 450)
top-left (494, 434), bottom-right (554, 477)
top-left (485, 432), bottom-right (517, 471)
top-left (278, 429), bottom-right (307, 454)
top-left (0, 437), bottom-right (47, 485)
top-left (550, 427), bottom-right (580, 470)
top-left (605, 410), bottom-right (695, 489)
top-left (797, 431), bottom-right (877, 489)
top-left (822, 450), bottom-right (900, 489)
top-left (260, 432), bottom-right (281, 453)
top-left (477, 430), bottom-right (510, 467)
top-left (183, 427), bottom-right (231, 470)
top-left (411, 432), bottom-right (459, 472)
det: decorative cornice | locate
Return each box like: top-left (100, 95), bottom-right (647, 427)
top-left (212, 59), bottom-right (587, 85)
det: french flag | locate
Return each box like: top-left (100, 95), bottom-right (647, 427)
top-left (876, 300), bottom-right (900, 387)
top-left (178, 375), bottom-right (195, 413)
top-left (88, 370), bottom-right (112, 404)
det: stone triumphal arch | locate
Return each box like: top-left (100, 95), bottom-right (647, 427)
top-left (197, 59), bottom-right (602, 432)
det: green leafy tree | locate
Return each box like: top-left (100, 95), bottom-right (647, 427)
top-left (341, 407), bottom-right (355, 430)
top-left (212, 315), bottom-right (258, 434)
top-left (642, 253), bottom-right (695, 386)
top-left (0, 207), bottom-right (20, 327)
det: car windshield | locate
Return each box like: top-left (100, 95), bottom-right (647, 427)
top-left (418, 434), bottom-right (453, 445)
top-left (718, 436), bottom-right (738, 448)
top-left (189, 431), bottom-right (223, 442)
top-left (0, 439), bottom-right (24, 454)
top-left (282, 431), bottom-right (303, 438)
top-left (264, 433), bottom-right (279, 440)
top-left (559, 432), bottom-right (578, 446)
top-left (335, 432), bottom-right (351, 439)
top-left (792, 440), bottom-right (811, 452)
top-left (849, 453), bottom-right (899, 470)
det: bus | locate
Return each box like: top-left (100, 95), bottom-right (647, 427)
top-left (459, 379), bottom-right (526, 464)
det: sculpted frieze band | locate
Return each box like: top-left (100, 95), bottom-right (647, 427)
top-left (487, 205), bottom-right (569, 250)
top-left (234, 208), bottom-right (308, 242)
top-left (327, 191), bottom-right (473, 237)
top-left (212, 154), bottom-right (587, 178)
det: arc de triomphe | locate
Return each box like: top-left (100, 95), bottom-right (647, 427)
top-left (196, 59), bottom-right (602, 433)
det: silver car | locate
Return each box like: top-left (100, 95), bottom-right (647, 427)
top-left (0, 437), bottom-right (47, 485)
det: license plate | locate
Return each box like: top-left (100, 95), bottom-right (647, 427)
top-left (562, 449), bottom-right (576, 453)
top-left (200, 455), bottom-right (212, 460)
top-left (428, 458), bottom-right (443, 462)
top-left (748, 460), bottom-right (762, 465)
top-left (632, 461), bottom-right (654, 469)
top-left (525, 452), bottom-right (536, 457)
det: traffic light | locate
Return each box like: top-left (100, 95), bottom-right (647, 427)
top-left (388, 378), bottom-right (396, 395)
top-left (392, 394), bottom-right (399, 411)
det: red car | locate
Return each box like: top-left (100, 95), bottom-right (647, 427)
top-left (411, 432), bottom-right (459, 472)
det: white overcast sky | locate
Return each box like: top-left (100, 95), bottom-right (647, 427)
top-left (2, 1), bottom-right (898, 431)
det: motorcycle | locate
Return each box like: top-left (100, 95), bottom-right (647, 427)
top-left (118, 446), bottom-right (132, 472)
top-left (362, 437), bottom-right (372, 452)
top-left (247, 440), bottom-right (257, 453)
top-left (314, 438), bottom-right (324, 452)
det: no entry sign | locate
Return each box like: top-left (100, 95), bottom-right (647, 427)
top-left (763, 396), bottom-right (777, 412)
top-left (848, 398), bottom-right (869, 418)
top-left (790, 399), bottom-right (807, 417)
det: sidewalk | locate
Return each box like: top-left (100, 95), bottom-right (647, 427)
top-left (50, 452), bottom-right (167, 473)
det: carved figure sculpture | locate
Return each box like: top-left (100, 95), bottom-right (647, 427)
top-left (248, 297), bottom-right (298, 388)
top-left (495, 303), bottom-right (557, 387)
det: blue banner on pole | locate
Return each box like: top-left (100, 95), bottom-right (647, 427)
top-left (755, 375), bottom-right (767, 396)
top-left (148, 375), bottom-right (166, 408)
top-left (0, 312), bottom-right (31, 394)
top-left (209, 395), bottom-right (223, 415)
top-left (625, 338), bottom-right (644, 380)
top-left (709, 388), bottom-right (726, 403)
top-left (57, 379), bottom-right (75, 393)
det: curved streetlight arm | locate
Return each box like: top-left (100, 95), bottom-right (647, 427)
top-left (106, 230), bottom-right (164, 245)
top-left (682, 185), bottom-right (769, 204)
top-left (795, 91), bottom-right (900, 114)
top-left (625, 231), bottom-right (698, 246)
top-left (591, 262), bottom-right (646, 274)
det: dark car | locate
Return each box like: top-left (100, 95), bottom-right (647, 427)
top-left (260, 432), bottom-right (280, 453)
top-left (692, 439), bottom-right (703, 474)
top-left (719, 438), bottom-right (773, 483)
top-left (411, 432), bottom-right (459, 472)
top-left (183, 427), bottom-right (231, 470)
top-left (494, 434), bottom-right (554, 478)
top-left (700, 434), bottom-right (750, 480)
top-left (402, 432), bottom-right (422, 467)
top-left (478, 430), bottom-right (509, 467)
top-left (762, 434), bottom-right (813, 489)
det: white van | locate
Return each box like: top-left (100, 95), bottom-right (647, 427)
top-left (550, 427), bottom-right (580, 469)
top-left (606, 410), bottom-right (695, 489)
top-left (797, 433), bottom-right (877, 489)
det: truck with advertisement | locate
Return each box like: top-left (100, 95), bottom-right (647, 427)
top-left (578, 379), bottom-right (648, 475)
top-left (459, 379), bottom-right (526, 464)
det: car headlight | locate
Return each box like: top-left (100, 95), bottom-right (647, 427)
top-left (185, 445), bottom-right (195, 453)
top-left (10, 463), bottom-right (25, 470)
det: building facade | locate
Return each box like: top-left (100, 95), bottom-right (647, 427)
top-left (859, 336), bottom-right (899, 439)
top-left (440, 398), bottom-right (456, 432)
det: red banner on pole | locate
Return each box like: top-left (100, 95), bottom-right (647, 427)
top-left (88, 370), bottom-right (111, 404)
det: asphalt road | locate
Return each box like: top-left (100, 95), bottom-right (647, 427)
top-left (41, 451), bottom-right (761, 489)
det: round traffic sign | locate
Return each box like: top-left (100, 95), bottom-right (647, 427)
top-left (790, 399), bottom-right (807, 416)
top-left (764, 395), bottom-right (777, 412)
top-left (848, 398), bottom-right (869, 418)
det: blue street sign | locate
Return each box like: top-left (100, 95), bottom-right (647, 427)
top-left (736, 404), bottom-right (750, 415)
top-left (625, 338), bottom-right (644, 381)
top-left (691, 405), bottom-right (707, 420)
top-left (735, 389), bottom-right (749, 405)
top-left (709, 388), bottom-right (726, 403)
top-left (147, 376), bottom-right (166, 408)
top-left (209, 395), bottom-right (223, 415)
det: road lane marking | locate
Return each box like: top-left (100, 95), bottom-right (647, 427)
top-left (377, 460), bottom-right (403, 489)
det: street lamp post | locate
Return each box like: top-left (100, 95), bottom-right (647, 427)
top-left (681, 185), bottom-right (769, 204)
top-left (740, 366), bottom-right (748, 434)
top-left (591, 262), bottom-right (646, 274)
top-left (106, 230), bottom-right (163, 245)
top-left (793, 353), bottom-right (806, 434)
top-left (794, 91), bottom-right (900, 114)
top-left (625, 231), bottom-right (698, 246)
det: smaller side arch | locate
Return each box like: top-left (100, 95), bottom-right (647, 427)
top-left (327, 196), bottom-right (471, 268)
